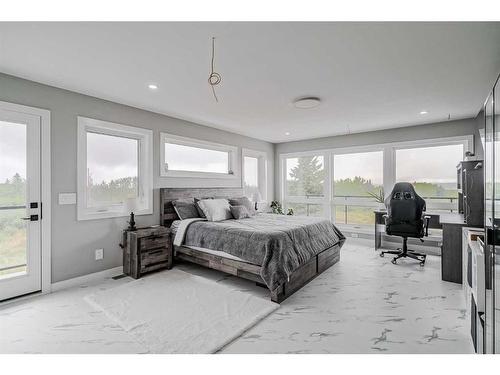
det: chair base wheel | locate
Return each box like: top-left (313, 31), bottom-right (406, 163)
top-left (391, 258), bottom-right (397, 264)
top-left (379, 253), bottom-right (384, 257)
top-left (420, 261), bottom-right (425, 267)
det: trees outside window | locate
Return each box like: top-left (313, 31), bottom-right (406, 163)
top-left (286, 155), bottom-right (325, 197)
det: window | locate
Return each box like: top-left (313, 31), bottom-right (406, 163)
top-left (333, 151), bottom-right (384, 225)
top-left (285, 155), bottom-right (325, 198)
top-left (283, 153), bottom-right (328, 218)
top-left (244, 156), bottom-right (259, 196)
top-left (395, 143), bottom-right (464, 212)
top-left (77, 117), bottom-right (153, 220)
top-left (160, 133), bottom-right (238, 178)
top-left (280, 136), bottom-right (472, 226)
top-left (86, 133), bottom-right (138, 207)
top-left (242, 149), bottom-right (268, 201)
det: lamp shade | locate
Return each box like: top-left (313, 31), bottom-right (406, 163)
top-left (251, 192), bottom-right (262, 202)
top-left (125, 197), bottom-right (138, 213)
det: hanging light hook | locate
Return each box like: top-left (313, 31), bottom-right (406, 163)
top-left (208, 37), bottom-right (221, 102)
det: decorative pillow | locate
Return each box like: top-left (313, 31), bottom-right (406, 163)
top-left (228, 196), bottom-right (256, 216)
top-left (197, 199), bottom-right (232, 222)
top-left (172, 199), bottom-right (200, 220)
top-left (194, 197), bottom-right (213, 218)
top-left (230, 205), bottom-right (251, 219)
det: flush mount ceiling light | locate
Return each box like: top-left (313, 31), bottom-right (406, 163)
top-left (420, 110), bottom-right (428, 115)
top-left (148, 84), bottom-right (158, 90)
top-left (293, 97), bottom-right (321, 109)
top-left (285, 132), bottom-right (291, 136)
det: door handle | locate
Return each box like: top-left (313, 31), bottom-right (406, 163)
top-left (21, 215), bottom-right (39, 221)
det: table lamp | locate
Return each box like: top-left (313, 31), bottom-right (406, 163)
top-left (125, 197), bottom-right (138, 231)
top-left (252, 192), bottom-right (262, 211)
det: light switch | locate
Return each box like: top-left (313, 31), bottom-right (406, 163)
top-left (95, 248), bottom-right (104, 260)
top-left (59, 192), bottom-right (77, 205)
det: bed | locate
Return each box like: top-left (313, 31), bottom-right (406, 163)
top-left (160, 188), bottom-right (345, 303)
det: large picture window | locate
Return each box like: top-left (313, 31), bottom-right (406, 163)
top-left (77, 117), bottom-right (153, 220)
top-left (86, 132), bottom-right (138, 207)
top-left (280, 136), bottom-right (471, 227)
top-left (160, 133), bottom-right (237, 179)
top-left (285, 155), bottom-right (325, 198)
top-left (333, 150), bottom-right (384, 225)
top-left (395, 143), bottom-right (464, 212)
top-left (283, 154), bottom-right (328, 218)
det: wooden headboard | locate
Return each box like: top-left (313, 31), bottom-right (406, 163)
top-left (159, 187), bottom-right (244, 227)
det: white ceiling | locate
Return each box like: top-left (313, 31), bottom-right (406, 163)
top-left (0, 22), bottom-right (499, 143)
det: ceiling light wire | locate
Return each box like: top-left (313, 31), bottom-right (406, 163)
top-left (208, 37), bottom-right (222, 102)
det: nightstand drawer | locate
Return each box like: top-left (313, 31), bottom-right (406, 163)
top-left (141, 249), bottom-right (169, 268)
top-left (140, 236), bottom-right (169, 251)
top-left (122, 226), bottom-right (173, 279)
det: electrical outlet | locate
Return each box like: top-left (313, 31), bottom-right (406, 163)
top-left (95, 248), bottom-right (104, 260)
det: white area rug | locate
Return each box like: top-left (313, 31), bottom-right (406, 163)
top-left (84, 269), bottom-right (279, 353)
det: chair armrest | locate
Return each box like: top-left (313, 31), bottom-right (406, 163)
top-left (424, 215), bottom-right (431, 237)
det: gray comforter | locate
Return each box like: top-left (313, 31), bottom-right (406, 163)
top-left (175, 214), bottom-right (345, 291)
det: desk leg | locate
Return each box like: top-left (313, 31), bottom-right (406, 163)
top-left (375, 222), bottom-right (381, 251)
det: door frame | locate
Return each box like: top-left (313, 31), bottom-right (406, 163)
top-left (0, 100), bottom-right (51, 296)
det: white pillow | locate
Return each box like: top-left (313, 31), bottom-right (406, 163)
top-left (197, 199), bottom-right (232, 222)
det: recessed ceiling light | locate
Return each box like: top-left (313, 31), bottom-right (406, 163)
top-left (285, 132), bottom-right (291, 136)
top-left (148, 84), bottom-right (158, 90)
top-left (293, 97), bottom-right (321, 109)
top-left (420, 110), bottom-right (428, 115)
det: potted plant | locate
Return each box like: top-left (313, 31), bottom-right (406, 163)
top-left (367, 188), bottom-right (385, 211)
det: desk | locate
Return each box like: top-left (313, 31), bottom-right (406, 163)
top-left (374, 210), bottom-right (466, 283)
top-left (374, 210), bottom-right (447, 249)
top-left (440, 214), bottom-right (467, 283)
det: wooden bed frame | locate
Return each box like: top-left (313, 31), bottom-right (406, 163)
top-left (160, 187), bottom-right (341, 303)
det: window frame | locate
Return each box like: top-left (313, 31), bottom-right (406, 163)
top-left (160, 133), bottom-right (238, 179)
top-left (279, 135), bottom-right (473, 227)
top-left (77, 116), bottom-right (153, 221)
top-left (242, 148), bottom-right (268, 201)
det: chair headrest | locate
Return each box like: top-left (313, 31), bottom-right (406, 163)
top-left (385, 182), bottom-right (425, 210)
top-left (390, 182), bottom-right (417, 198)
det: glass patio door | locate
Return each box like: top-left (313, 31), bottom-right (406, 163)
top-left (0, 108), bottom-right (42, 301)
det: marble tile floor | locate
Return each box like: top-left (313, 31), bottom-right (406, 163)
top-left (0, 238), bottom-right (474, 354)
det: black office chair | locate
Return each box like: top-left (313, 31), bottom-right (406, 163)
top-left (380, 182), bottom-right (430, 266)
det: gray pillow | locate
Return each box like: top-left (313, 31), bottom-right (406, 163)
top-left (230, 205), bottom-right (251, 219)
top-left (228, 196), bottom-right (256, 216)
top-left (194, 197), bottom-right (213, 218)
top-left (197, 199), bottom-right (232, 222)
top-left (172, 199), bottom-right (200, 220)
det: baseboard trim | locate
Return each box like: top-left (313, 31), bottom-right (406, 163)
top-left (51, 266), bottom-right (124, 292)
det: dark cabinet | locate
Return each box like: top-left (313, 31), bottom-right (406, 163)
top-left (441, 222), bottom-right (466, 283)
top-left (482, 73), bottom-right (500, 354)
top-left (457, 160), bottom-right (484, 227)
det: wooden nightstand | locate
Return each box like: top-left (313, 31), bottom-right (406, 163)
top-left (121, 226), bottom-right (172, 279)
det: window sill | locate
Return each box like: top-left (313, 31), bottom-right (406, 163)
top-left (160, 170), bottom-right (239, 179)
top-left (77, 208), bottom-right (153, 221)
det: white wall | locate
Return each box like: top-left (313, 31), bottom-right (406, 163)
top-left (0, 73), bottom-right (274, 283)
